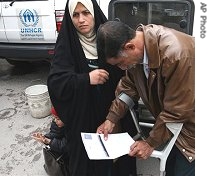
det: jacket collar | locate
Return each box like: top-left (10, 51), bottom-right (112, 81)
top-left (137, 24), bottom-right (160, 69)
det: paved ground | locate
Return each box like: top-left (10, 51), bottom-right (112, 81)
top-left (0, 60), bottom-right (51, 176)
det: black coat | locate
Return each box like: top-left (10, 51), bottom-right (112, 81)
top-left (47, 0), bottom-right (124, 175)
top-left (44, 121), bottom-right (67, 154)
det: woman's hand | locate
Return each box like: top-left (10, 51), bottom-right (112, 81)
top-left (89, 69), bottom-right (109, 85)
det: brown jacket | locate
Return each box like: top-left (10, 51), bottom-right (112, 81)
top-left (107, 24), bottom-right (195, 162)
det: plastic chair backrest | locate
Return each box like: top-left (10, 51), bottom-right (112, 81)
top-left (150, 123), bottom-right (183, 173)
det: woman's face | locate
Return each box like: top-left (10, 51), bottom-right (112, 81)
top-left (72, 2), bottom-right (95, 36)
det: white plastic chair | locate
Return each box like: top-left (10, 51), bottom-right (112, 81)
top-left (118, 93), bottom-right (183, 176)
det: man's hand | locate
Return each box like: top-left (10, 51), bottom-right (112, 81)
top-left (89, 69), bottom-right (109, 85)
top-left (129, 140), bottom-right (154, 159)
top-left (96, 120), bottom-right (115, 140)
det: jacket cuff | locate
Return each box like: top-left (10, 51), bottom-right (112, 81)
top-left (106, 111), bottom-right (121, 124)
top-left (146, 137), bottom-right (160, 148)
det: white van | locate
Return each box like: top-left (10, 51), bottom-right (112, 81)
top-left (0, 0), bottom-right (69, 65)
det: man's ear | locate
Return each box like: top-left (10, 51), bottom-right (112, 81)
top-left (124, 42), bottom-right (135, 50)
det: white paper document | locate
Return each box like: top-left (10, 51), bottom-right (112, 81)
top-left (81, 132), bottom-right (135, 160)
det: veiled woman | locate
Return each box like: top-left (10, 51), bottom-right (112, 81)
top-left (47, 0), bottom-right (125, 175)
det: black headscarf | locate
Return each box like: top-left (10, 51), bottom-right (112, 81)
top-left (47, 0), bottom-right (124, 175)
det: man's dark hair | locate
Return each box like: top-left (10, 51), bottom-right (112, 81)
top-left (97, 21), bottom-right (136, 63)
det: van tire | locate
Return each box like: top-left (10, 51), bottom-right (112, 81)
top-left (6, 59), bottom-right (30, 67)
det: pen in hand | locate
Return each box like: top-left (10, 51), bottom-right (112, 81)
top-left (98, 135), bottom-right (109, 157)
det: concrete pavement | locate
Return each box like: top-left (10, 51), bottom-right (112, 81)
top-left (0, 60), bottom-right (51, 176)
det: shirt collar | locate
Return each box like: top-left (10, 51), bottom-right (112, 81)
top-left (143, 46), bottom-right (148, 65)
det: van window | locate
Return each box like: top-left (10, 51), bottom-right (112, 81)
top-left (109, 1), bottom-right (194, 35)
